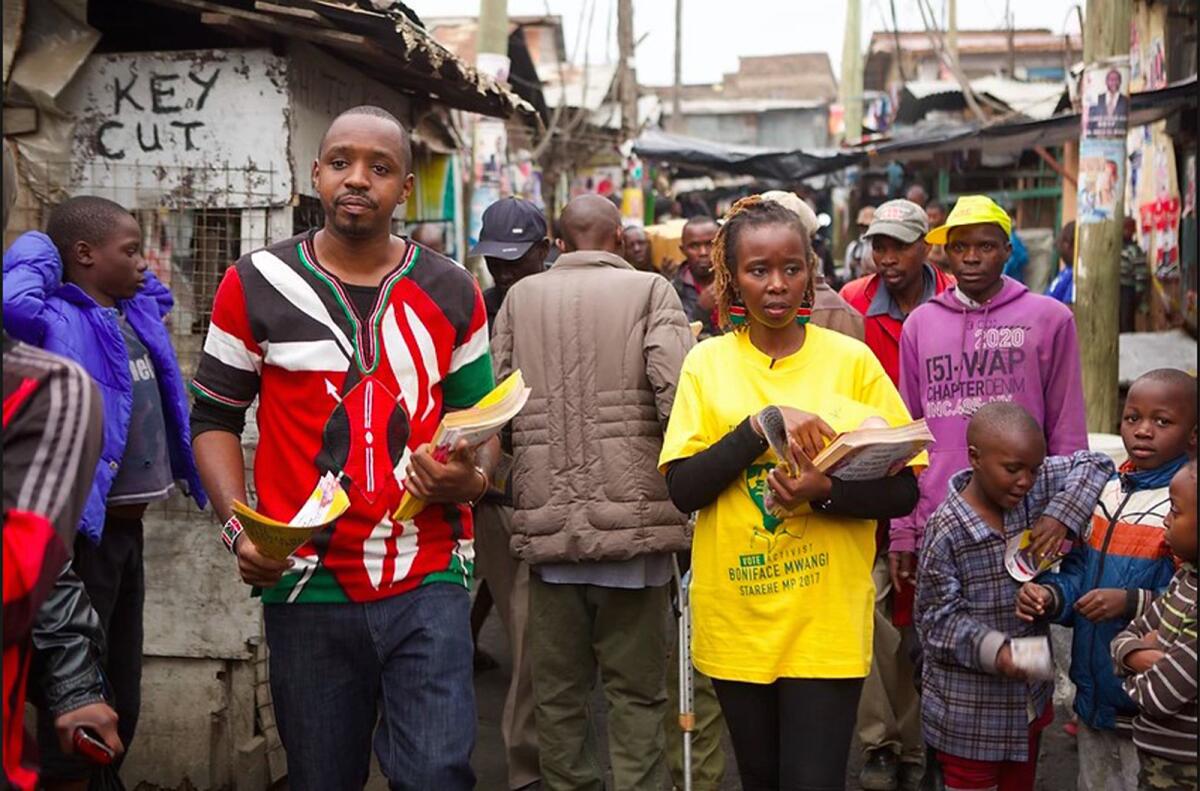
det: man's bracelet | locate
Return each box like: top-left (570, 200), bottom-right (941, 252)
top-left (467, 465), bottom-right (490, 507)
top-left (221, 515), bottom-right (244, 554)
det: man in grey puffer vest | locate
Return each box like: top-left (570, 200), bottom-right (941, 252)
top-left (491, 194), bottom-right (693, 791)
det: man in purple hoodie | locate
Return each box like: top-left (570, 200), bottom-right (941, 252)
top-left (891, 195), bottom-right (1088, 590)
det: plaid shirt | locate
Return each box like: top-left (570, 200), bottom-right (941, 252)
top-left (916, 451), bottom-right (1114, 762)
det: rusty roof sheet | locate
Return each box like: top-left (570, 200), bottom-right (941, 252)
top-left (869, 28), bottom-right (1082, 56)
top-left (145, 0), bottom-right (539, 123)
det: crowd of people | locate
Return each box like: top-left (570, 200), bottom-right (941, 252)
top-left (2, 105), bottom-right (1196, 791)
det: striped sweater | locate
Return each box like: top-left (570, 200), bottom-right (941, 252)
top-left (1111, 564), bottom-right (1198, 762)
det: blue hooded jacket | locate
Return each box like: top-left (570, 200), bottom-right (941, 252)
top-left (1039, 459), bottom-right (1182, 731)
top-left (3, 231), bottom-right (207, 542)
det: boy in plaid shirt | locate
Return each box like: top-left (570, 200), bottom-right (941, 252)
top-left (916, 402), bottom-right (1113, 790)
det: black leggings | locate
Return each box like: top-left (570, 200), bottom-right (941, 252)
top-left (712, 676), bottom-right (864, 791)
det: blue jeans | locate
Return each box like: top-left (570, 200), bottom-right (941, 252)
top-left (264, 583), bottom-right (476, 790)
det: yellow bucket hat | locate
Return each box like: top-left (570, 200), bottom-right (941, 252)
top-left (925, 195), bottom-right (1012, 245)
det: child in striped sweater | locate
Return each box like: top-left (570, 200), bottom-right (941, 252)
top-left (1111, 458), bottom-right (1197, 791)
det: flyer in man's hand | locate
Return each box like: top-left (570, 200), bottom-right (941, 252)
top-left (233, 471), bottom-right (350, 561)
top-left (393, 370), bottom-right (531, 522)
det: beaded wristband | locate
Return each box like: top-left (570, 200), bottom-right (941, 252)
top-left (221, 514), bottom-right (244, 554)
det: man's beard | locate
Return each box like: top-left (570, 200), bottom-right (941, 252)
top-left (330, 211), bottom-right (382, 240)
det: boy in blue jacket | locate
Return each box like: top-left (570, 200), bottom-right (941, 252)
top-left (2, 196), bottom-right (206, 780)
top-left (1016, 368), bottom-right (1196, 791)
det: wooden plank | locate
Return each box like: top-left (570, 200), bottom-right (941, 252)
top-left (2, 105), bottom-right (37, 135)
top-left (254, 1), bottom-right (330, 25)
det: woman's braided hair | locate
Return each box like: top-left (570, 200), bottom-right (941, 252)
top-left (711, 195), bottom-right (817, 332)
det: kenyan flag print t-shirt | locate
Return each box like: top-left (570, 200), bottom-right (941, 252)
top-left (192, 232), bottom-right (495, 603)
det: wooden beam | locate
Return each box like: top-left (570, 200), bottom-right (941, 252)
top-left (200, 12), bottom-right (267, 44)
top-left (1033, 145), bottom-right (1076, 187)
top-left (253, 2), bottom-right (330, 26)
top-left (2, 105), bottom-right (38, 136)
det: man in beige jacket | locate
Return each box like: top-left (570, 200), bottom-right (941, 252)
top-left (491, 194), bottom-right (693, 791)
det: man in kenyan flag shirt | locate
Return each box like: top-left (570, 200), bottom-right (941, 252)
top-left (190, 106), bottom-right (499, 790)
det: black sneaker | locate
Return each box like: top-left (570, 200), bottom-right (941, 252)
top-left (860, 749), bottom-right (900, 791)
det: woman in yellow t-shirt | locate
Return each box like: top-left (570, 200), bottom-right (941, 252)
top-left (659, 196), bottom-right (920, 791)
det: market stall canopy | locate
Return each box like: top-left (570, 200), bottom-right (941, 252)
top-left (143, 0), bottom-right (540, 123)
top-left (858, 75), bottom-right (1197, 165)
top-left (895, 76), bottom-right (1068, 124)
top-left (631, 127), bottom-right (860, 181)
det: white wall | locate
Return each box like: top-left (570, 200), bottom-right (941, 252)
top-left (57, 48), bottom-right (293, 209)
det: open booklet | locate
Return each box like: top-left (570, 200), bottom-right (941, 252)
top-left (233, 471), bottom-right (350, 561)
top-left (810, 418), bottom-right (934, 481)
top-left (392, 370), bottom-right (532, 522)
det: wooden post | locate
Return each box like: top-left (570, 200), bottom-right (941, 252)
top-left (947, 0), bottom-right (958, 67)
top-left (671, 0), bottom-right (682, 132)
top-left (1075, 0), bottom-right (1131, 433)
top-left (617, 0), bottom-right (638, 143)
top-left (477, 0), bottom-right (508, 59)
top-left (838, 0), bottom-right (862, 145)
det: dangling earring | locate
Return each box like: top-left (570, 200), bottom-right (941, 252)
top-left (796, 282), bottom-right (814, 326)
top-left (729, 292), bottom-right (747, 326)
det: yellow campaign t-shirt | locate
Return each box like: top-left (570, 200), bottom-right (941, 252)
top-left (660, 326), bottom-right (918, 683)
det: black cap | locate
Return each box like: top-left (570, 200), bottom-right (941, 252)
top-left (468, 197), bottom-right (548, 261)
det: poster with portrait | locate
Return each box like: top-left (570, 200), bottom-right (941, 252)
top-left (1081, 60), bottom-right (1130, 140)
top-left (1078, 139), bottom-right (1126, 224)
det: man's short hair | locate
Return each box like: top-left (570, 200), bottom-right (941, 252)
top-left (45, 196), bottom-right (133, 264)
top-left (320, 105), bottom-right (411, 173)
top-left (683, 215), bottom-right (717, 235)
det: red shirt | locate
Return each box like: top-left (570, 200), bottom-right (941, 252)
top-left (839, 266), bottom-right (955, 385)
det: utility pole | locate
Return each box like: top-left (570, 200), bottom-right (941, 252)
top-left (469, 0), bottom-right (509, 272)
top-left (1075, 0), bottom-right (1131, 432)
top-left (838, 0), bottom-right (862, 145)
top-left (672, 0), bottom-right (683, 132)
top-left (947, 0), bottom-right (958, 71)
top-left (617, 0), bottom-right (638, 143)
top-left (478, 0), bottom-right (508, 62)
top-left (1006, 0), bottom-right (1016, 77)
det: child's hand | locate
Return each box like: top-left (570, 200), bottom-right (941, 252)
top-left (1028, 516), bottom-right (1070, 565)
top-left (1124, 647), bottom-right (1166, 674)
top-left (1016, 583), bottom-right (1053, 622)
top-left (994, 644), bottom-right (1029, 681)
top-left (1074, 588), bottom-right (1126, 622)
top-left (1143, 630), bottom-right (1160, 650)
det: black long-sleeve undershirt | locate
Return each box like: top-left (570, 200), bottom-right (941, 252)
top-left (664, 417), bottom-right (919, 519)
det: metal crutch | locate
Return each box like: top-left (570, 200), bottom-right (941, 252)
top-left (672, 555), bottom-right (695, 791)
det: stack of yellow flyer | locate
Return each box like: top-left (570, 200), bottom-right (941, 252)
top-left (810, 419), bottom-right (934, 481)
top-left (233, 471), bottom-right (350, 560)
top-left (393, 370), bottom-right (532, 521)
